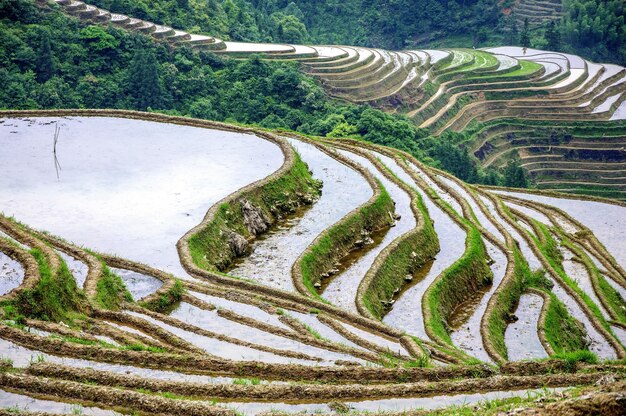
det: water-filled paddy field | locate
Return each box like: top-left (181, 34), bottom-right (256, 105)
top-left (1, 112), bottom-right (624, 414)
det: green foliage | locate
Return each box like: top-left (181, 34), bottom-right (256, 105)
top-left (425, 226), bottom-right (492, 345)
top-left (12, 249), bottom-right (85, 322)
top-left (188, 156), bottom-right (321, 272)
top-left (544, 20), bottom-right (561, 51)
top-left (362, 184), bottom-right (440, 319)
top-left (139, 280), bottom-right (185, 313)
top-left (553, 350), bottom-right (599, 370)
top-left (520, 18), bottom-right (531, 48)
top-left (561, 0), bottom-right (626, 65)
top-left (503, 159), bottom-right (529, 188)
top-left (95, 264), bottom-right (133, 310)
top-left (543, 291), bottom-right (589, 354)
top-left (127, 48), bottom-right (162, 111)
top-left (271, 12), bottom-right (308, 44)
top-left (35, 29), bottom-right (53, 83)
top-left (79, 25), bottom-right (120, 51)
top-left (327, 122), bottom-right (357, 138)
top-left (253, 0), bottom-right (502, 49)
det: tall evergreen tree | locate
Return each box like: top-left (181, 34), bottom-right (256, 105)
top-left (504, 159), bottom-right (529, 188)
top-left (520, 18), bottom-right (531, 48)
top-left (35, 30), bottom-right (54, 82)
top-left (509, 17), bottom-right (519, 45)
top-left (544, 20), bottom-right (561, 51)
top-left (127, 48), bottom-right (162, 110)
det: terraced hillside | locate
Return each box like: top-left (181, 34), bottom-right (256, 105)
top-left (41, 0), bottom-right (626, 200)
top-left (1, 2), bottom-right (625, 415)
top-left (0, 110), bottom-right (625, 414)
top-left (511, 0), bottom-right (564, 26)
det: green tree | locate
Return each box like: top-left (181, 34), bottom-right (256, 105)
top-left (474, 27), bottom-right (488, 46)
top-left (35, 29), bottom-right (54, 82)
top-left (272, 13), bottom-right (307, 44)
top-left (503, 159), bottom-right (529, 188)
top-left (79, 26), bottom-right (120, 51)
top-left (544, 20), bottom-right (561, 51)
top-left (520, 18), bottom-right (531, 48)
top-left (127, 48), bottom-right (162, 110)
top-left (508, 16), bottom-right (519, 45)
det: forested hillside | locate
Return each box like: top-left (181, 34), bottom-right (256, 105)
top-left (65, 0), bottom-right (625, 65)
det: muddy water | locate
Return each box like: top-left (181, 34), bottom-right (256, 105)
top-left (338, 322), bottom-right (408, 357)
top-left (0, 336), bottom-right (247, 384)
top-left (559, 246), bottom-right (611, 320)
top-left (285, 311), bottom-right (369, 353)
top-left (110, 268), bottom-right (163, 301)
top-left (101, 320), bottom-right (158, 342)
top-left (321, 149), bottom-right (415, 313)
top-left (516, 218), bottom-right (536, 236)
top-left (374, 155), bottom-right (466, 341)
top-left (318, 226), bottom-right (388, 294)
top-left (450, 241), bottom-right (506, 363)
top-left (504, 201), bottom-right (552, 227)
top-left (170, 302), bottom-right (366, 365)
top-left (0, 117), bottom-right (283, 279)
top-left (125, 310), bottom-right (318, 365)
top-left (221, 388), bottom-right (563, 415)
top-left (583, 247), bottom-right (606, 270)
top-left (505, 293), bottom-right (549, 361)
top-left (612, 325), bottom-right (626, 344)
top-left (93, 335), bottom-right (120, 347)
top-left (548, 278), bottom-right (615, 359)
top-left (482, 194), bottom-right (617, 359)
top-left (228, 137), bottom-right (372, 292)
top-left (0, 252), bottom-right (24, 296)
top-left (552, 214), bottom-right (579, 234)
top-left (0, 389), bottom-right (120, 415)
top-left (189, 291), bottom-right (289, 329)
top-left (57, 250), bottom-right (89, 289)
top-left (494, 191), bottom-right (626, 271)
top-left (409, 168), bottom-right (463, 215)
top-left (604, 275), bottom-right (626, 301)
top-left (480, 195), bottom-right (542, 271)
top-left (437, 175), bottom-right (505, 243)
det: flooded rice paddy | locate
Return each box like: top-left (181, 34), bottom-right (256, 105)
top-left (322, 148), bottom-right (415, 313)
top-left (227, 137), bottom-right (372, 291)
top-left (0, 117), bottom-right (283, 279)
top-left (505, 293), bottom-right (549, 361)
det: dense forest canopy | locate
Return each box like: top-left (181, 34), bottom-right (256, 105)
top-left (77, 0), bottom-right (625, 65)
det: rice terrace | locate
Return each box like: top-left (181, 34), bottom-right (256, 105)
top-left (0, 0), bottom-right (625, 414)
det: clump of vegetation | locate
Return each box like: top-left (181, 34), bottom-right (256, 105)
top-left (11, 249), bottom-right (86, 322)
top-left (95, 264), bottom-right (133, 310)
top-left (188, 155), bottom-right (321, 272)
top-left (299, 183), bottom-right (395, 295)
top-left (553, 350), bottom-right (599, 371)
top-left (543, 293), bottom-right (590, 354)
top-left (140, 280), bottom-right (185, 313)
top-left (362, 188), bottom-right (440, 319)
top-left (425, 226), bottom-right (492, 345)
